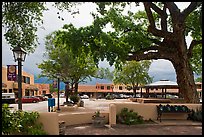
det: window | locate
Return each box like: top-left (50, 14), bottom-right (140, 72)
top-left (107, 86), bottom-right (110, 90)
top-left (2, 89), bottom-right (7, 93)
top-left (26, 77), bottom-right (30, 84)
top-left (101, 86), bottom-right (104, 90)
top-left (43, 91), bottom-right (46, 94)
top-left (119, 86), bottom-right (123, 90)
top-left (9, 89), bottom-right (12, 93)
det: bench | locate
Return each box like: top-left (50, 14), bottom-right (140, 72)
top-left (156, 104), bottom-right (191, 122)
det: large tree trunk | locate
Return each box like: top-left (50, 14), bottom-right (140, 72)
top-left (171, 34), bottom-right (199, 103)
top-left (129, 2), bottom-right (201, 103)
top-left (172, 59), bottom-right (199, 103)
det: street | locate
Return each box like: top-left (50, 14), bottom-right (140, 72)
top-left (8, 98), bottom-right (131, 112)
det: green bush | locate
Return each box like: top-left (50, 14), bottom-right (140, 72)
top-left (116, 107), bottom-right (144, 125)
top-left (105, 93), bottom-right (114, 100)
top-left (187, 107), bottom-right (202, 122)
top-left (70, 94), bottom-right (80, 103)
top-left (2, 104), bottom-right (47, 135)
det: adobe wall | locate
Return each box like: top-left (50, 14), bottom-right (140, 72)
top-left (58, 112), bottom-right (109, 126)
top-left (109, 102), bottom-right (202, 126)
top-left (37, 112), bottom-right (59, 135)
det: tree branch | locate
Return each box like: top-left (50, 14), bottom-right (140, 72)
top-left (127, 51), bottom-right (162, 61)
top-left (187, 39), bottom-right (202, 58)
top-left (182, 2), bottom-right (202, 20)
top-left (129, 46), bottom-right (159, 54)
top-left (165, 2), bottom-right (180, 16)
top-left (149, 38), bottom-right (162, 45)
top-left (149, 3), bottom-right (168, 32)
top-left (144, 2), bottom-right (155, 28)
top-left (147, 26), bottom-right (174, 39)
top-left (144, 2), bottom-right (174, 40)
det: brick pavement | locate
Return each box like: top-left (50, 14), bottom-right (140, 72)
top-left (64, 122), bottom-right (202, 135)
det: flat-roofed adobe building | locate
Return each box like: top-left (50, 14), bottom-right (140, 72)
top-left (78, 80), bottom-right (202, 99)
top-left (2, 66), bottom-right (50, 98)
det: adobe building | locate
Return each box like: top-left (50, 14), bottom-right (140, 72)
top-left (2, 66), bottom-right (50, 98)
top-left (78, 81), bottom-right (202, 99)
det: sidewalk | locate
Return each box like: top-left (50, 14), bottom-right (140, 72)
top-left (64, 120), bottom-right (202, 135)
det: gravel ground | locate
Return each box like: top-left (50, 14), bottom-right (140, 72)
top-left (64, 123), bottom-right (202, 135)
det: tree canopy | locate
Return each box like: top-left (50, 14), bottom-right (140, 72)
top-left (113, 60), bottom-right (152, 97)
top-left (38, 30), bottom-right (98, 90)
top-left (2, 2), bottom-right (202, 103)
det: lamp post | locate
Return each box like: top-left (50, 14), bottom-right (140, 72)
top-left (56, 73), bottom-right (60, 111)
top-left (12, 46), bottom-right (27, 111)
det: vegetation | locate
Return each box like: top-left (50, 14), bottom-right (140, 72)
top-left (92, 110), bottom-right (104, 119)
top-left (187, 107), bottom-right (202, 122)
top-left (69, 94), bottom-right (80, 104)
top-left (89, 2), bottom-right (202, 103)
top-left (2, 2), bottom-right (202, 103)
top-left (105, 93), bottom-right (114, 100)
top-left (38, 30), bottom-right (98, 94)
top-left (113, 60), bottom-right (152, 97)
top-left (2, 104), bottom-right (47, 135)
top-left (2, 2), bottom-right (47, 53)
top-left (116, 107), bottom-right (145, 125)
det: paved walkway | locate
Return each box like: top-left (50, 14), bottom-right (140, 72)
top-left (64, 120), bottom-right (202, 135)
top-left (59, 99), bottom-right (202, 135)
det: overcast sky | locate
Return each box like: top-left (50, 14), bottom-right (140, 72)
top-left (2, 2), bottom-right (192, 82)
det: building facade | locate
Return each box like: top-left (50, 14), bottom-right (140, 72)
top-left (78, 82), bottom-right (202, 99)
top-left (2, 66), bottom-right (50, 98)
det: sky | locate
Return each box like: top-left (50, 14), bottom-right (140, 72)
top-left (2, 2), bottom-right (193, 83)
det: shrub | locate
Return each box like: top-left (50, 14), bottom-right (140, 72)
top-left (2, 104), bottom-right (47, 135)
top-left (187, 107), bottom-right (202, 122)
top-left (70, 94), bottom-right (80, 103)
top-left (105, 93), bottom-right (114, 100)
top-left (116, 107), bottom-right (144, 125)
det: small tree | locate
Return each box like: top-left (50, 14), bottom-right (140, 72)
top-left (113, 60), bottom-right (152, 97)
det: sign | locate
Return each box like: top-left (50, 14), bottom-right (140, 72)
top-left (53, 80), bottom-right (57, 88)
top-left (7, 65), bottom-right (17, 81)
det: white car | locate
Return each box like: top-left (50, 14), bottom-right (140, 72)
top-left (80, 95), bottom-right (89, 99)
top-left (60, 93), bottom-right (65, 98)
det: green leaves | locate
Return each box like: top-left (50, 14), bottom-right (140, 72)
top-left (2, 104), bottom-right (47, 135)
top-left (2, 2), bottom-right (47, 53)
top-left (38, 26), bottom-right (98, 86)
top-left (113, 60), bottom-right (153, 87)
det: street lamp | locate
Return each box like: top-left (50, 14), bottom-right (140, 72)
top-left (56, 73), bottom-right (61, 111)
top-left (12, 46), bottom-right (27, 111)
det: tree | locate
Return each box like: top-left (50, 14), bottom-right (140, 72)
top-left (3, 2), bottom-right (202, 103)
top-left (94, 67), bottom-right (114, 81)
top-left (2, 2), bottom-right (80, 53)
top-left (85, 2), bottom-right (202, 103)
top-left (38, 30), bottom-right (98, 95)
top-left (2, 2), bottom-right (47, 53)
top-left (113, 60), bottom-right (152, 97)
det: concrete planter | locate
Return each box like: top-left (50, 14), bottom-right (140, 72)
top-left (92, 116), bottom-right (106, 127)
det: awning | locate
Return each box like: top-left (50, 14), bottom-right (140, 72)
top-left (142, 79), bottom-right (178, 89)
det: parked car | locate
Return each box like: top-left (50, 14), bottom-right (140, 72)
top-left (60, 93), bottom-right (65, 98)
top-left (80, 94), bottom-right (89, 99)
top-left (112, 94), bottom-right (123, 99)
top-left (15, 96), bottom-right (40, 103)
top-left (2, 93), bottom-right (16, 104)
top-left (35, 95), bottom-right (46, 101)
